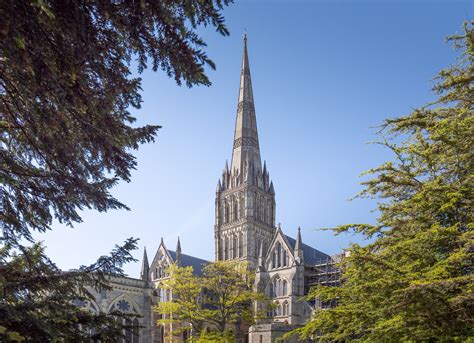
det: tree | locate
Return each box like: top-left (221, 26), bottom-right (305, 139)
top-left (155, 264), bottom-right (205, 338)
top-left (1, 0), bottom-right (230, 246)
top-left (290, 21), bottom-right (474, 342)
top-left (156, 260), bottom-right (267, 341)
top-left (1, 0), bottom-right (231, 340)
top-left (0, 239), bottom-right (139, 341)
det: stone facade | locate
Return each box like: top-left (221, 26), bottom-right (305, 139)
top-left (86, 35), bottom-right (336, 342)
top-left (85, 276), bottom-right (154, 342)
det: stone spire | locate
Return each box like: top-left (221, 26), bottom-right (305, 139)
top-left (176, 236), bottom-right (182, 265)
top-left (294, 227), bottom-right (304, 263)
top-left (140, 247), bottom-right (150, 281)
top-left (231, 33), bottom-right (261, 174)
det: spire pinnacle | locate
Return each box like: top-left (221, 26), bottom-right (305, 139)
top-left (176, 236), bottom-right (182, 265)
top-left (295, 227), bottom-right (302, 251)
top-left (295, 227), bottom-right (304, 263)
top-left (231, 33), bottom-right (261, 174)
top-left (176, 236), bottom-right (182, 253)
top-left (140, 247), bottom-right (150, 281)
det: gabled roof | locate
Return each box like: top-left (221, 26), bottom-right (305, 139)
top-left (265, 225), bottom-right (295, 262)
top-left (285, 235), bottom-right (330, 265)
top-left (168, 250), bottom-right (208, 276)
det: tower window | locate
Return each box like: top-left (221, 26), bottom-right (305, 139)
top-left (232, 235), bottom-right (237, 259)
top-left (238, 232), bottom-right (243, 257)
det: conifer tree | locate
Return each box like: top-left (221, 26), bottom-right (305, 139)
top-left (290, 21), bottom-right (474, 342)
top-left (0, 0), bottom-right (231, 340)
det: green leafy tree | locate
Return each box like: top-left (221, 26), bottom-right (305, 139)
top-left (290, 22), bottom-right (474, 342)
top-left (156, 260), bottom-right (267, 341)
top-left (0, 0), bottom-right (231, 340)
top-left (156, 264), bottom-right (205, 338)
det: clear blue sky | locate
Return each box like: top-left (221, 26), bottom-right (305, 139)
top-left (37, 0), bottom-right (472, 276)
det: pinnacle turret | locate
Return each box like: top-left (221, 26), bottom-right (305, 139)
top-left (140, 247), bottom-right (150, 281)
top-left (176, 237), bottom-right (182, 265)
top-left (294, 227), bottom-right (304, 263)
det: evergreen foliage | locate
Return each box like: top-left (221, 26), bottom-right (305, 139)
top-left (290, 22), bottom-right (474, 342)
top-left (0, 239), bottom-right (139, 341)
top-left (0, 0), bottom-right (231, 340)
top-left (156, 260), bottom-right (267, 341)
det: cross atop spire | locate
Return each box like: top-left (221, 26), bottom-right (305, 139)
top-left (231, 33), bottom-right (261, 174)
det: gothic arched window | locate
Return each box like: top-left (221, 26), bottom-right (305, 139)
top-left (263, 203), bottom-right (267, 224)
top-left (238, 232), bottom-right (243, 257)
top-left (277, 243), bottom-right (282, 268)
top-left (276, 302), bottom-right (282, 316)
top-left (273, 276), bottom-right (281, 297)
top-left (132, 318), bottom-right (140, 343)
top-left (283, 249), bottom-right (287, 267)
top-left (225, 203), bottom-right (229, 223)
top-left (225, 236), bottom-right (229, 260)
top-left (283, 301), bottom-right (289, 316)
top-left (232, 235), bottom-right (237, 259)
top-left (282, 280), bottom-right (287, 296)
top-left (125, 318), bottom-right (133, 342)
top-left (219, 238), bottom-right (224, 260)
top-left (234, 199), bottom-right (238, 221)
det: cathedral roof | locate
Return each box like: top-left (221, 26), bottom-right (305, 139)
top-left (284, 235), bottom-right (331, 265)
top-left (167, 250), bottom-right (208, 276)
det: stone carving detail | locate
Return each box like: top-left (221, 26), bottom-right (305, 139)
top-left (233, 137), bottom-right (259, 149)
top-left (237, 100), bottom-right (255, 114)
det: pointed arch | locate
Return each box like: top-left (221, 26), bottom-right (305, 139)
top-left (238, 232), bottom-right (243, 257)
top-left (282, 300), bottom-right (289, 316)
top-left (277, 242), bottom-right (282, 267)
top-left (219, 238), bottom-right (224, 260)
top-left (234, 197), bottom-right (239, 221)
top-left (132, 318), bottom-right (140, 343)
top-left (107, 294), bottom-right (142, 316)
top-left (225, 200), bottom-right (230, 223)
top-left (225, 235), bottom-right (229, 260)
top-left (232, 234), bottom-right (237, 259)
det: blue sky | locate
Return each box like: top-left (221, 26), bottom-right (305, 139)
top-left (38, 0), bottom-right (472, 276)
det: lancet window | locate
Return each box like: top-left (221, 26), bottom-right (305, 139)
top-left (238, 232), bottom-right (243, 257)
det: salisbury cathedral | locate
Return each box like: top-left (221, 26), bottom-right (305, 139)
top-left (84, 35), bottom-right (341, 343)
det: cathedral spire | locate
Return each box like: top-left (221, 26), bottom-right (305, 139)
top-left (231, 33), bottom-right (261, 174)
top-left (140, 247), bottom-right (150, 281)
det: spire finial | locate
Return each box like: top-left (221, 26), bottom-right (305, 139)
top-left (243, 31), bottom-right (247, 43)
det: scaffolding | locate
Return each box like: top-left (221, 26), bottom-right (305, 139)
top-left (305, 257), bottom-right (342, 309)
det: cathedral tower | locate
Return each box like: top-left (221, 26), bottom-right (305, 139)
top-left (215, 34), bottom-right (276, 268)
